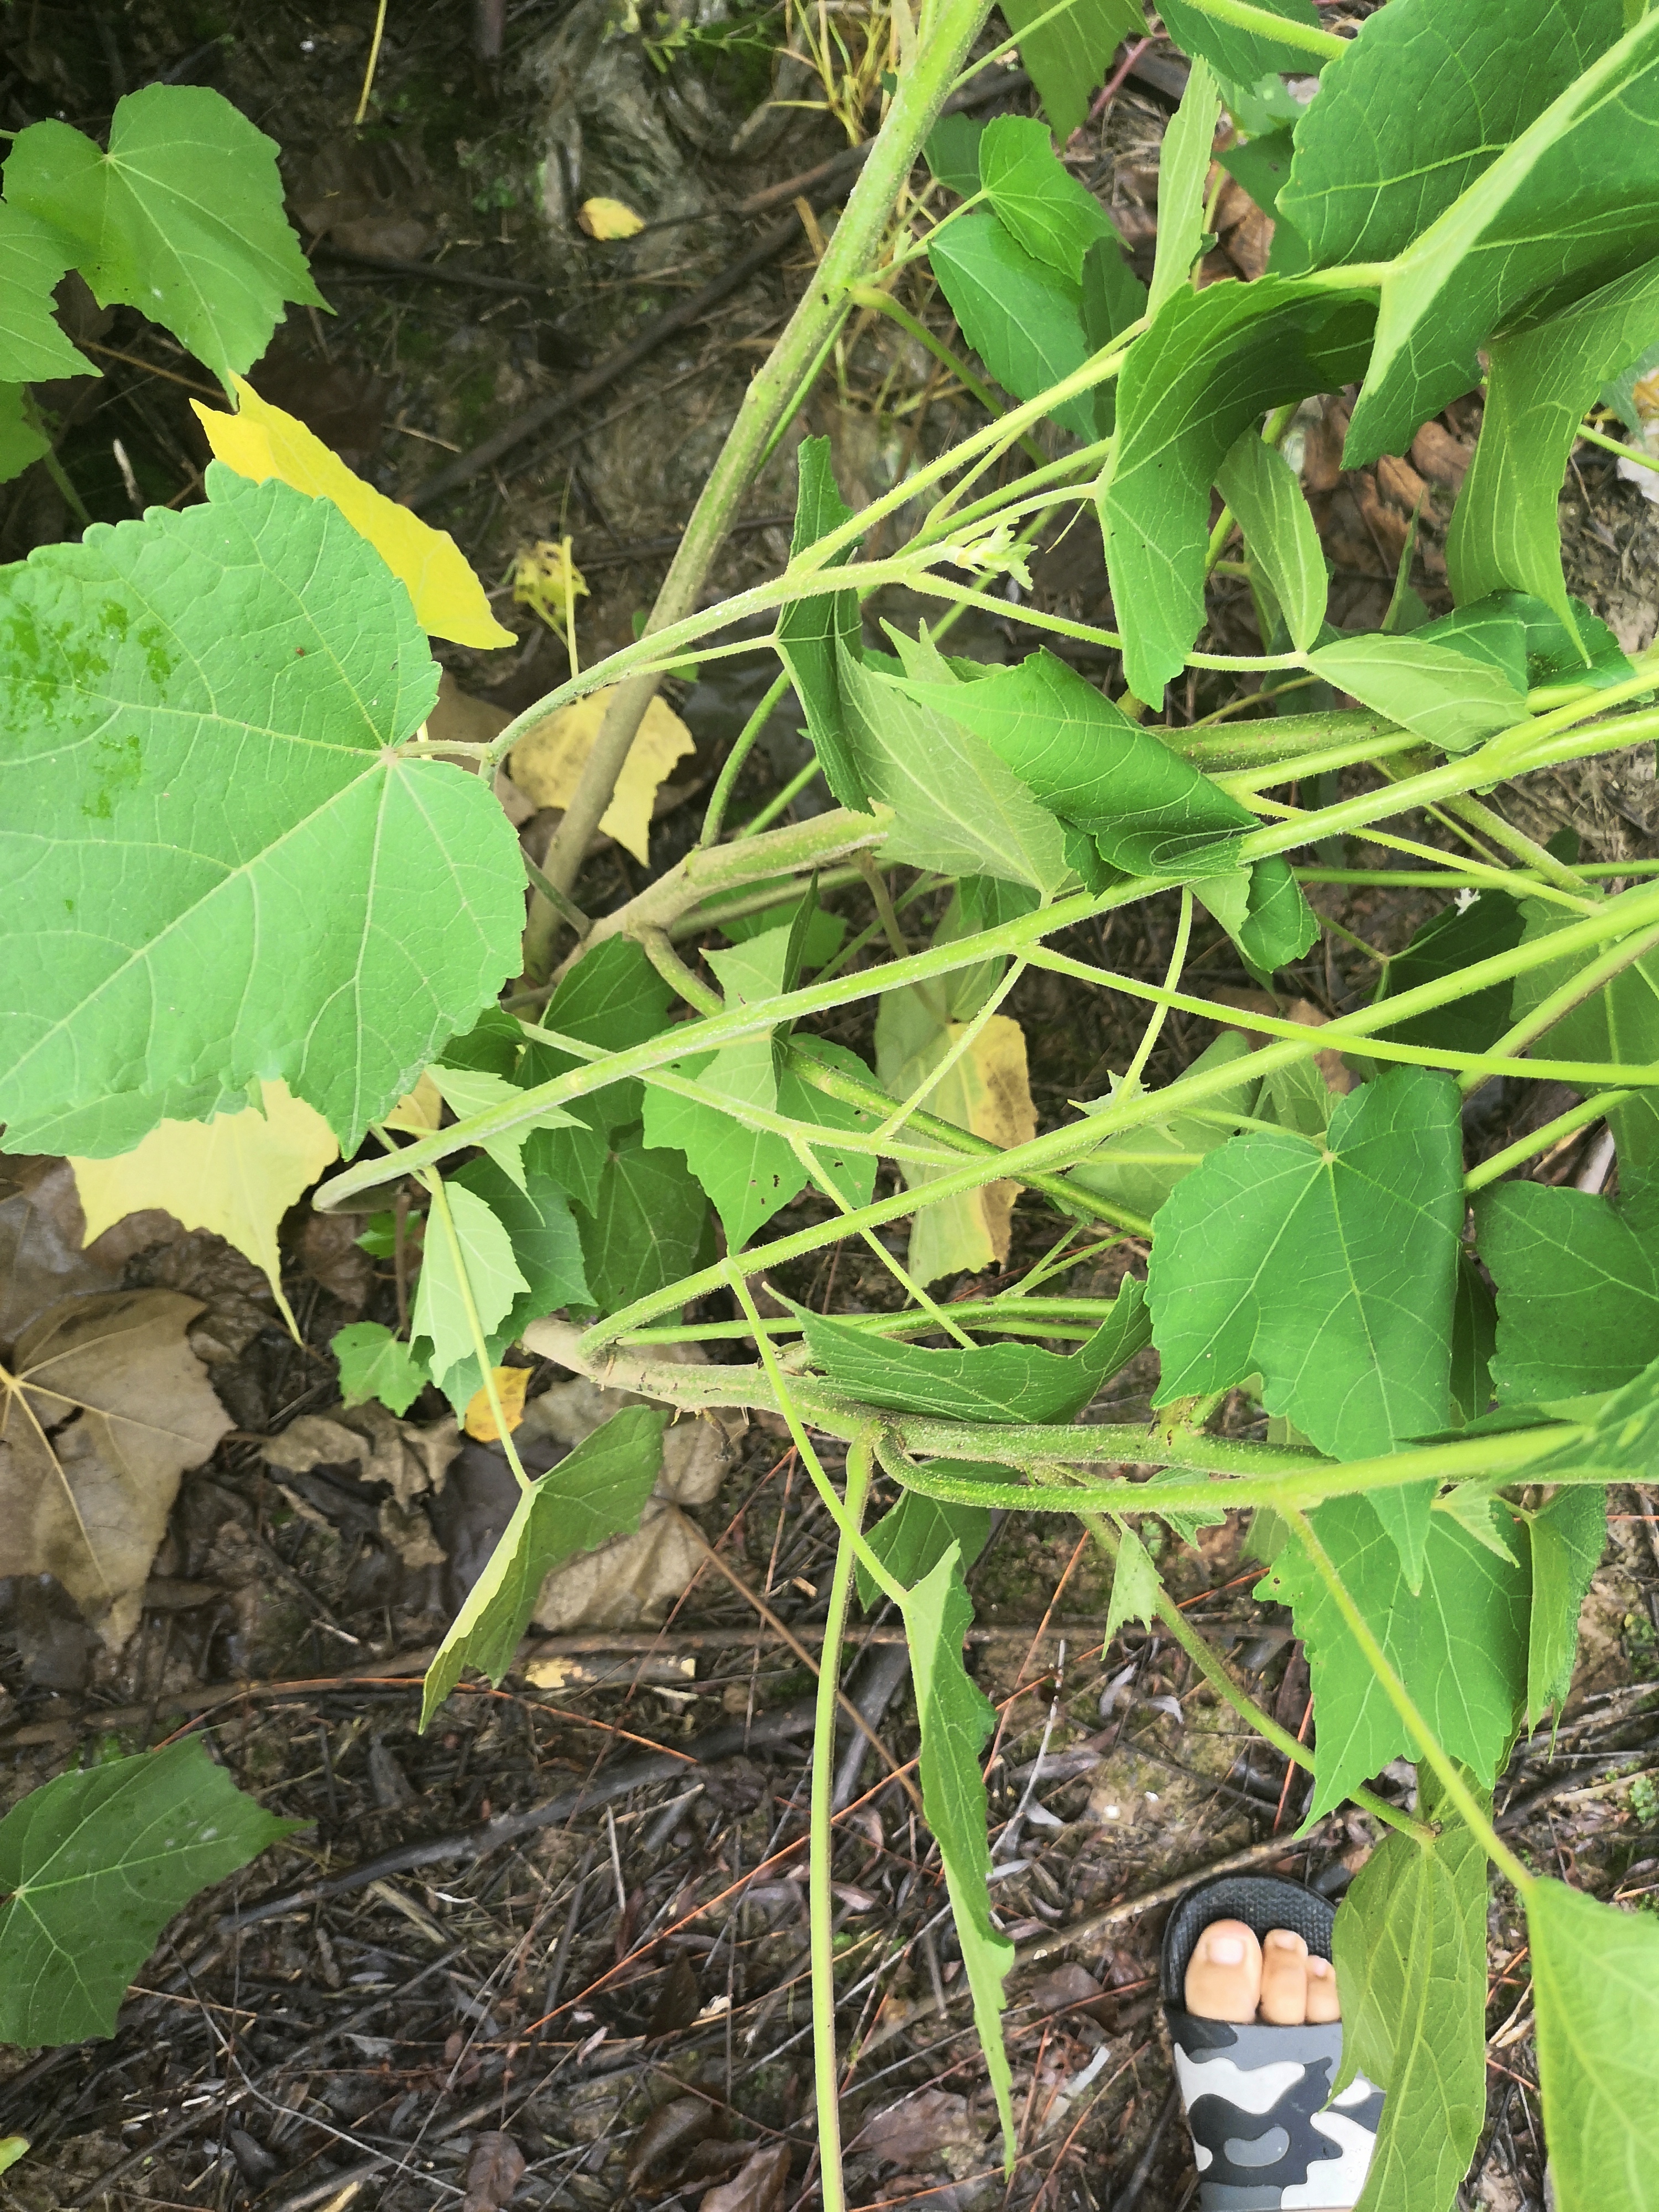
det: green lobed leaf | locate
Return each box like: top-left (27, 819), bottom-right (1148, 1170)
top-left (1527, 1876), bottom-right (1659, 2212)
top-left (1279, 0), bottom-right (1622, 270)
top-left (4, 84), bottom-right (325, 389)
top-left (927, 212), bottom-right (1096, 443)
top-left (333, 1321), bottom-right (431, 1417)
top-left (0, 466), bottom-right (524, 1157)
top-left (421, 1406), bottom-right (667, 1727)
top-left (0, 383), bottom-right (49, 482)
top-left (776, 437), bottom-right (869, 812)
top-left (926, 112), bottom-right (983, 197)
top-left (997, 0), bottom-right (1147, 140)
top-left (1344, 11), bottom-right (1659, 467)
top-left (0, 1738), bottom-right (296, 2044)
top-left (576, 1131), bottom-right (710, 1317)
top-left (1069, 1031), bottom-right (1262, 1219)
top-left (1308, 618), bottom-right (1528, 754)
top-left (0, 204), bottom-right (92, 383)
top-left (1476, 1178), bottom-right (1659, 1405)
top-left (977, 116), bottom-right (1118, 283)
top-left (804, 1280), bottom-right (1150, 1423)
top-left (1149, 1067), bottom-right (1464, 1581)
top-left (1259, 1494), bottom-right (1531, 1820)
top-left (1216, 428), bottom-right (1328, 651)
top-left (1527, 1484), bottom-right (1606, 1725)
top-left (856, 1478), bottom-right (994, 1609)
top-left (1524, 1352), bottom-right (1659, 1486)
top-left (898, 1550), bottom-right (1016, 2159)
top-left (835, 642), bottom-right (1072, 892)
top-left (433, 1154), bottom-right (593, 1414)
top-left (1147, 55), bottom-right (1222, 323)
top-left (1447, 259), bottom-right (1659, 641)
top-left (1160, 0), bottom-right (1324, 80)
top-left (1330, 1767), bottom-right (1490, 2212)
top-left (885, 633), bottom-right (1257, 877)
top-left (411, 1178), bottom-right (529, 1394)
top-left (1100, 276), bottom-right (1375, 706)
top-left (1372, 890), bottom-right (1525, 1057)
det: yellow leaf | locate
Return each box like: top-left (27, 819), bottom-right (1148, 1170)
top-left (578, 196), bottom-right (645, 240)
top-left (70, 1081), bottom-right (338, 1340)
top-left (465, 1365), bottom-right (531, 1441)
top-left (875, 993), bottom-right (1036, 1286)
top-left (190, 376), bottom-right (514, 649)
top-left (509, 536), bottom-right (589, 645)
top-left (385, 1071), bottom-right (446, 1133)
top-left (508, 685), bottom-right (695, 865)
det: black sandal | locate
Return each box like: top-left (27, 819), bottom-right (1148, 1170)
top-left (1161, 1875), bottom-right (1384, 2209)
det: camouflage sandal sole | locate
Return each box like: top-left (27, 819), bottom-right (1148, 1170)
top-left (1161, 1874), bottom-right (1383, 2211)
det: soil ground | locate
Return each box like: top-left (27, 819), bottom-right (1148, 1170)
top-left (2, 4), bottom-right (1658, 2210)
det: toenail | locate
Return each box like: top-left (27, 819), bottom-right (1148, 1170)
top-left (1205, 1935), bottom-right (1245, 1965)
top-left (1266, 1931), bottom-right (1301, 1949)
top-left (1308, 1958), bottom-right (1331, 1976)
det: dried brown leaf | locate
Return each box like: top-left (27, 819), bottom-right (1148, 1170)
top-left (460, 2131), bottom-right (525, 2212)
top-left (630, 2094), bottom-right (721, 2182)
top-left (854, 2090), bottom-right (978, 2167)
top-left (0, 1290), bottom-right (232, 1644)
top-left (697, 2143), bottom-right (790, 2212)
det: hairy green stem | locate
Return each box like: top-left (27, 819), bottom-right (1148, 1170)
top-left (1464, 1092), bottom-right (1632, 1193)
top-left (699, 669), bottom-right (792, 846)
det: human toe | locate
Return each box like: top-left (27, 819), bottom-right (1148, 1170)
top-left (1305, 1952), bottom-right (1341, 2023)
top-left (1183, 1919), bottom-right (1262, 2022)
top-left (1257, 1928), bottom-right (1310, 2024)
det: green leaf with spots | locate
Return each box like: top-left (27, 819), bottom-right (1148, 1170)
top-left (804, 1280), bottom-right (1150, 1423)
top-left (978, 116), bottom-right (1117, 281)
top-left (1447, 259), bottom-right (1659, 642)
top-left (927, 212), bottom-right (1096, 443)
top-left (0, 466), bottom-right (524, 1159)
top-left (1216, 429), bottom-right (1328, 651)
top-left (1149, 1067), bottom-right (1465, 1582)
top-left (1342, 11), bottom-right (1659, 467)
top-left (1527, 1484), bottom-right (1605, 1724)
top-left (411, 1177), bottom-right (529, 1395)
top-left (1259, 1495), bottom-right (1531, 1820)
top-left (1331, 1767), bottom-right (1490, 2212)
top-left (1100, 276), bottom-right (1375, 706)
top-left (776, 436), bottom-right (869, 813)
top-left (857, 1479), bottom-right (995, 1608)
top-left (0, 1738), bottom-right (296, 2044)
top-left (3, 84), bottom-right (324, 389)
top-left (997, 0), bottom-right (1146, 139)
top-left (576, 1133), bottom-right (710, 1318)
top-left (1527, 1877), bottom-right (1659, 2212)
top-left (1279, 0), bottom-right (1623, 270)
top-left (332, 1321), bottom-right (431, 1417)
top-left (899, 1550), bottom-right (1016, 2161)
top-left (420, 1407), bottom-right (666, 1728)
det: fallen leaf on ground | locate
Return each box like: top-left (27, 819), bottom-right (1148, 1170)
top-left (191, 376), bottom-right (513, 648)
top-left (0, 1291), bottom-right (232, 1646)
top-left (630, 2094), bottom-right (722, 2182)
top-left (874, 991), bottom-right (1036, 1284)
top-left (71, 1079), bottom-right (338, 1338)
top-left (854, 2089), bottom-right (978, 2166)
top-left (460, 2129), bottom-right (525, 2211)
top-left (427, 672), bottom-right (535, 826)
top-left (262, 1400), bottom-right (460, 1510)
top-left (578, 195), bottom-right (645, 239)
top-left (464, 1365), bottom-right (531, 1440)
top-left (0, 1156), bottom-right (174, 1348)
top-left (508, 685), bottom-right (695, 865)
top-left (698, 2143), bottom-right (791, 2212)
top-left (301, 1211), bottom-right (374, 1311)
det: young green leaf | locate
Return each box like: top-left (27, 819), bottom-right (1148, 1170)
top-left (1103, 1519), bottom-right (1164, 1644)
top-left (1527, 1876), bottom-right (1659, 2212)
top-left (1069, 1032), bottom-right (1262, 1219)
top-left (1527, 1484), bottom-right (1605, 1725)
top-left (411, 1178), bottom-right (529, 1391)
top-left (885, 635), bottom-right (1258, 876)
top-left (1196, 854), bottom-right (1323, 984)
top-left (1159, 0), bottom-right (1323, 82)
top-left (333, 1321), bottom-right (431, 1417)
top-left (856, 1480), bottom-right (994, 1609)
top-left (429, 1065), bottom-right (588, 1193)
top-left (977, 117), bottom-right (1118, 283)
top-left (1150, 1067), bottom-right (1464, 1579)
top-left (898, 1550), bottom-right (1016, 2159)
top-left (0, 204), bottom-right (92, 383)
top-left (1372, 891), bottom-right (1524, 1057)
top-left (997, 0), bottom-right (1146, 139)
top-left (1101, 277), bottom-right (1375, 705)
top-left (804, 1280), bottom-right (1150, 1422)
top-left (836, 644), bottom-right (1072, 892)
top-left (1329, 1768), bottom-right (1489, 2212)
top-left (1447, 260), bottom-right (1659, 641)
top-left (1279, 0), bottom-right (1621, 270)
top-left (576, 1133), bottom-right (710, 1317)
top-left (1344, 11), bottom-right (1659, 466)
top-left (432, 1155), bottom-right (593, 1412)
top-left (421, 1406), bottom-right (667, 1726)
top-left (0, 1738), bottom-right (296, 2044)
top-left (0, 467), bottom-right (524, 1159)
top-left (1308, 624), bottom-right (1527, 753)
top-left (1216, 429), bottom-right (1328, 651)
top-left (1259, 1495), bottom-right (1531, 1819)
top-left (1147, 55), bottom-right (1222, 322)
top-left (927, 212), bottom-right (1097, 442)
top-left (776, 437), bottom-right (869, 812)
top-left (3, 84), bottom-right (324, 389)
top-left (926, 112), bottom-right (983, 197)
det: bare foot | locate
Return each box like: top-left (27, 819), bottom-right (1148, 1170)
top-left (1182, 1922), bottom-right (1343, 2026)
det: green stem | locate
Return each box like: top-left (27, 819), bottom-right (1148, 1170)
top-left (1168, 0), bottom-right (1345, 60)
top-left (1464, 1092), bottom-right (1630, 1193)
top-left (1078, 1511), bottom-right (1433, 1843)
top-left (810, 1432), bottom-right (873, 2212)
top-left (700, 669), bottom-right (792, 846)
top-left (1576, 418), bottom-right (1659, 473)
top-left (1118, 888), bottom-right (1192, 1097)
top-left (1456, 912), bottom-right (1659, 1098)
top-left (738, 753), bottom-right (826, 837)
top-left (1282, 1507), bottom-right (1533, 1887)
top-left (846, 284), bottom-right (1047, 465)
